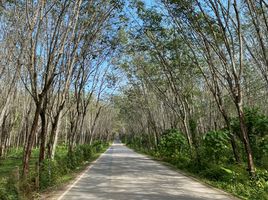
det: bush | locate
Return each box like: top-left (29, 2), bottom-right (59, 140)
top-left (199, 165), bottom-right (233, 181)
top-left (158, 129), bottom-right (188, 158)
top-left (40, 159), bottom-right (60, 189)
top-left (231, 107), bottom-right (268, 166)
top-left (201, 130), bottom-right (231, 163)
top-left (0, 178), bottom-right (19, 200)
top-left (249, 170), bottom-right (268, 200)
top-left (65, 151), bottom-right (79, 170)
top-left (126, 134), bottom-right (150, 151)
top-left (80, 145), bottom-right (93, 160)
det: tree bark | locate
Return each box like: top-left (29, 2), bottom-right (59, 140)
top-left (47, 110), bottom-right (63, 159)
top-left (22, 103), bottom-right (41, 177)
top-left (236, 103), bottom-right (255, 175)
top-left (39, 108), bottom-right (46, 164)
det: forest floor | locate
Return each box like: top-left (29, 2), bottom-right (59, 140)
top-left (48, 141), bottom-right (237, 200)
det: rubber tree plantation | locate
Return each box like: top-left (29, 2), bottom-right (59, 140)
top-left (0, 0), bottom-right (267, 199)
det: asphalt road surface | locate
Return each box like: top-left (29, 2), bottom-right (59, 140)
top-left (56, 141), bottom-right (236, 200)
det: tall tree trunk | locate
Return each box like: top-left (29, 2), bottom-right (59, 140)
top-left (39, 109), bottom-right (46, 164)
top-left (0, 114), bottom-right (8, 158)
top-left (22, 103), bottom-right (41, 177)
top-left (89, 107), bottom-right (102, 145)
top-left (47, 110), bottom-right (63, 159)
top-left (236, 103), bottom-right (255, 175)
top-left (51, 115), bottom-right (62, 159)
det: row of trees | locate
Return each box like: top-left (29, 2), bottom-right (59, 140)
top-left (0, 0), bottom-right (122, 177)
top-left (114, 0), bottom-right (268, 177)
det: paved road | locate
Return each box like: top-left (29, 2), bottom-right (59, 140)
top-left (56, 142), bottom-right (235, 200)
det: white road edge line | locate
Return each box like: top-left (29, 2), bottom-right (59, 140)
top-left (57, 147), bottom-right (111, 200)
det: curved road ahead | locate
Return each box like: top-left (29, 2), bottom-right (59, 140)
top-left (54, 142), bottom-right (236, 200)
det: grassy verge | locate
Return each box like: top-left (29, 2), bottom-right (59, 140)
top-left (0, 141), bottom-right (110, 200)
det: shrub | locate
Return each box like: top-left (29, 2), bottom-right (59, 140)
top-left (249, 170), bottom-right (268, 200)
top-left (158, 129), bottom-right (188, 158)
top-left (199, 165), bottom-right (233, 182)
top-left (0, 178), bottom-right (19, 200)
top-left (231, 107), bottom-right (268, 166)
top-left (39, 159), bottom-right (60, 189)
top-left (201, 130), bottom-right (231, 163)
top-left (79, 145), bottom-right (93, 160)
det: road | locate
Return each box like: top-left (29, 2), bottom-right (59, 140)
top-left (54, 142), bottom-right (236, 200)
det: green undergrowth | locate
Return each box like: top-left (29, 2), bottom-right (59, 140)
top-left (123, 109), bottom-right (268, 200)
top-left (0, 141), bottom-right (109, 200)
top-left (125, 126), bottom-right (268, 200)
top-left (129, 144), bottom-right (268, 200)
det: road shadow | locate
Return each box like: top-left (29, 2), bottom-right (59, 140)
top-left (61, 143), bottom-right (234, 200)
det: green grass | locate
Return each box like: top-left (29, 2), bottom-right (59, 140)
top-left (0, 148), bottom-right (40, 179)
top-left (41, 150), bottom-right (106, 192)
top-left (0, 148), bottom-right (39, 200)
top-left (0, 158), bottom-right (21, 177)
top-left (0, 142), bottom-right (110, 200)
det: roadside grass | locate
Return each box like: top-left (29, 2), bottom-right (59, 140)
top-left (0, 142), bottom-right (109, 200)
top-left (41, 150), bottom-right (106, 198)
top-left (40, 149), bottom-right (105, 192)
